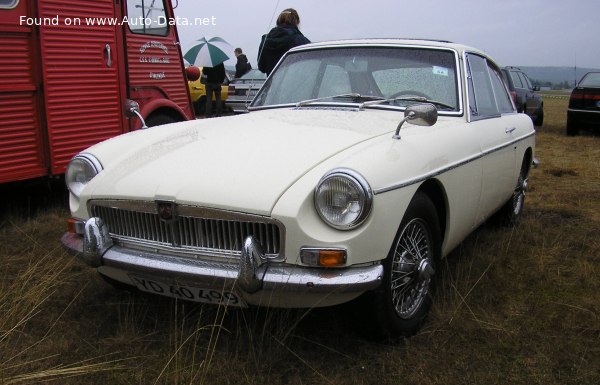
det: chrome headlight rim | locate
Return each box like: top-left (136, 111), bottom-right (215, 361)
top-left (65, 153), bottom-right (103, 197)
top-left (314, 168), bottom-right (373, 230)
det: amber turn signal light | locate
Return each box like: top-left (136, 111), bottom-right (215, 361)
top-left (67, 218), bottom-right (85, 234)
top-left (300, 248), bottom-right (347, 267)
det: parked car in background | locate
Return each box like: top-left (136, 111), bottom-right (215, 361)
top-left (187, 67), bottom-right (230, 115)
top-left (226, 69), bottom-right (267, 113)
top-left (567, 71), bottom-right (600, 136)
top-left (62, 39), bottom-right (536, 339)
top-left (501, 66), bottom-right (544, 126)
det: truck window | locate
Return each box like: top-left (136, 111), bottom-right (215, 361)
top-left (126, 0), bottom-right (169, 36)
top-left (0, 0), bottom-right (18, 9)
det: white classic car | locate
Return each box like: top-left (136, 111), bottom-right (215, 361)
top-left (62, 39), bottom-right (536, 337)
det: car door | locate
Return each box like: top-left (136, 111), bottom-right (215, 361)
top-left (518, 71), bottom-right (541, 114)
top-left (465, 54), bottom-right (517, 224)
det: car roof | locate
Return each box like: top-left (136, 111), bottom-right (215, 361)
top-left (288, 38), bottom-right (490, 59)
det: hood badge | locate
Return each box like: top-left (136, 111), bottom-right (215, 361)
top-left (156, 201), bottom-right (177, 222)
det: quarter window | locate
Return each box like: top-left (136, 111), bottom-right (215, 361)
top-left (126, 0), bottom-right (168, 36)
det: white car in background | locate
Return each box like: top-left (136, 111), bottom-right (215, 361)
top-left (226, 69), bottom-right (266, 113)
top-left (62, 39), bottom-right (536, 338)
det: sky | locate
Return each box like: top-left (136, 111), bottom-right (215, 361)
top-left (173, 0), bottom-right (600, 69)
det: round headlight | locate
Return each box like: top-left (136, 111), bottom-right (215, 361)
top-left (314, 169), bottom-right (373, 230)
top-left (65, 154), bottom-right (102, 197)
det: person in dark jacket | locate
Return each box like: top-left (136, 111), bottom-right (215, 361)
top-left (202, 62), bottom-right (225, 118)
top-left (234, 48), bottom-right (251, 78)
top-left (257, 8), bottom-right (310, 75)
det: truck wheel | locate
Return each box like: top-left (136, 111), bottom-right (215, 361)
top-left (146, 114), bottom-right (178, 127)
top-left (371, 192), bottom-right (441, 339)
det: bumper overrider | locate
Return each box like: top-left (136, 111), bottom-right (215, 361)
top-left (61, 217), bottom-right (384, 308)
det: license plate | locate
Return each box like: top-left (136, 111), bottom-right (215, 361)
top-left (129, 275), bottom-right (246, 307)
top-left (247, 90), bottom-right (257, 96)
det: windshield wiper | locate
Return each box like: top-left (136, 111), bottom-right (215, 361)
top-left (359, 96), bottom-right (455, 111)
top-left (296, 93), bottom-right (385, 107)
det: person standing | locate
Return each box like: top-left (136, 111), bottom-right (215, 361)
top-left (257, 8), bottom-right (310, 75)
top-left (234, 48), bottom-right (251, 78)
top-left (202, 62), bottom-right (225, 118)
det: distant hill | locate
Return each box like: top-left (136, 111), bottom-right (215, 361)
top-left (516, 66), bottom-right (600, 87)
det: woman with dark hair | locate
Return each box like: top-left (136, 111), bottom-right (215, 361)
top-left (257, 8), bottom-right (310, 75)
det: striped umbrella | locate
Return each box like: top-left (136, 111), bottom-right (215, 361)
top-left (183, 37), bottom-right (232, 67)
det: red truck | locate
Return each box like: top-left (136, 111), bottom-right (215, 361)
top-left (0, 0), bottom-right (195, 184)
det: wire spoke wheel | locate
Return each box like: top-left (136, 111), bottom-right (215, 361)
top-left (511, 172), bottom-right (527, 217)
top-left (390, 218), bottom-right (434, 319)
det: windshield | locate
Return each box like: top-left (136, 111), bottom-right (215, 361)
top-left (251, 46), bottom-right (460, 111)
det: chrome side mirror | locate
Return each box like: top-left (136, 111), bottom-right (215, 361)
top-left (393, 103), bottom-right (438, 139)
top-left (125, 99), bottom-right (148, 129)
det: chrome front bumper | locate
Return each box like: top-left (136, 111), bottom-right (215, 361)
top-left (61, 217), bottom-right (383, 308)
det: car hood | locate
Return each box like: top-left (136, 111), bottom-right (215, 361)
top-left (86, 108), bottom-right (397, 215)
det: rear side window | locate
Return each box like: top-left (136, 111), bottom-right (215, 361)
top-left (490, 68), bottom-right (514, 113)
top-left (126, 0), bottom-right (169, 36)
top-left (510, 71), bottom-right (524, 88)
top-left (518, 72), bottom-right (533, 89)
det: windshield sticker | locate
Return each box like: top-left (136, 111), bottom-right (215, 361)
top-left (433, 66), bottom-right (449, 77)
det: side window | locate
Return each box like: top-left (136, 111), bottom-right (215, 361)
top-left (466, 54), bottom-right (498, 119)
top-left (127, 0), bottom-right (168, 36)
top-left (489, 67), bottom-right (515, 114)
top-left (0, 0), bottom-right (18, 8)
top-left (519, 72), bottom-right (533, 89)
top-left (510, 71), bottom-right (524, 88)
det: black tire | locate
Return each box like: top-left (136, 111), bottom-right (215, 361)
top-left (370, 192), bottom-right (441, 339)
top-left (533, 105), bottom-right (544, 126)
top-left (496, 158), bottom-right (529, 226)
top-left (145, 114), bottom-right (178, 128)
top-left (566, 116), bottom-right (578, 136)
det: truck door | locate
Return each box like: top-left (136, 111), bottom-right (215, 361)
top-left (38, 0), bottom-right (126, 175)
top-left (0, 0), bottom-right (46, 183)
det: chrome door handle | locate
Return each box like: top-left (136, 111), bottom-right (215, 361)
top-left (505, 127), bottom-right (516, 134)
top-left (105, 43), bottom-right (112, 68)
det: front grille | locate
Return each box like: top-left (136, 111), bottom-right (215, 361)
top-left (89, 200), bottom-right (284, 260)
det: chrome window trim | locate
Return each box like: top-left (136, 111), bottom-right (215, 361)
top-left (374, 131), bottom-right (535, 195)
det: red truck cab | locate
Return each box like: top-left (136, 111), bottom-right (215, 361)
top-left (0, 0), bottom-right (194, 183)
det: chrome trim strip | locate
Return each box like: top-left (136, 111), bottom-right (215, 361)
top-left (374, 131), bottom-right (535, 195)
top-left (567, 108), bottom-right (600, 114)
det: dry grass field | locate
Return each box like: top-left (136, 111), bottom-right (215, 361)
top-left (1, 96), bottom-right (599, 384)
